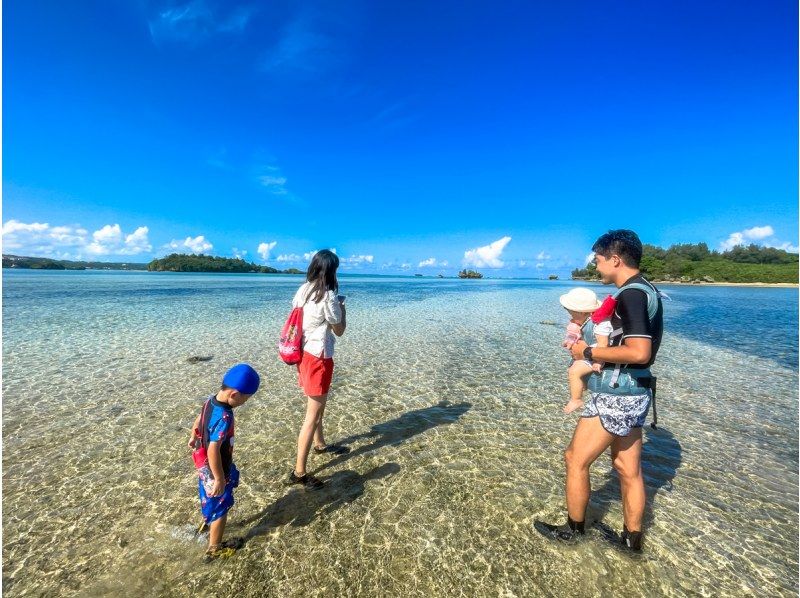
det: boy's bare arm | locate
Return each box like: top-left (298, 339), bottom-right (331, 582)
top-left (187, 414), bottom-right (201, 449)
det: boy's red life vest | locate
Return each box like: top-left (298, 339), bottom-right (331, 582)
top-left (191, 399), bottom-right (212, 469)
top-left (278, 306), bottom-right (304, 365)
top-left (191, 398), bottom-right (234, 475)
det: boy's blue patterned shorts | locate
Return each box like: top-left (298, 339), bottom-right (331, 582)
top-left (198, 463), bottom-right (240, 524)
top-left (581, 391), bottom-right (651, 437)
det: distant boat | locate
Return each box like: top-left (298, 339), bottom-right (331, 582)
top-left (414, 273), bottom-right (423, 277)
top-left (548, 274), bottom-right (559, 280)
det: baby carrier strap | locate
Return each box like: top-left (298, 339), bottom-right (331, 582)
top-left (604, 278), bottom-right (663, 427)
top-left (612, 280), bottom-right (660, 321)
top-left (581, 318), bottom-right (597, 347)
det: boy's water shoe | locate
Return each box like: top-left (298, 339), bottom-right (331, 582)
top-left (533, 517), bottom-right (585, 543)
top-left (288, 470), bottom-right (325, 490)
top-left (204, 538), bottom-right (244, 563)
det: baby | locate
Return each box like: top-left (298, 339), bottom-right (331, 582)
top-left (559, 288), bottom-right (614, 414)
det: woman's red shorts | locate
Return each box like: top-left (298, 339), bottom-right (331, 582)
top-left (297, 351), bottom-right (334, 396)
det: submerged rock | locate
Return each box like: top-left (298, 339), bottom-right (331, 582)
top-left (186, 355), bottom-right (213, 364)
top-left (539, 320), bottom-right (560, 326)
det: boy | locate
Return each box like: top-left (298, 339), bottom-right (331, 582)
top-left (188, 363), bottom-right (260, 561)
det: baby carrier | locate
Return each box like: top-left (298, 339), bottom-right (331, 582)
top-left (586, 279), bottom-right (667, 428)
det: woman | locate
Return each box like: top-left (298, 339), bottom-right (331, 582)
top-left (289, 249), bottom-right (348, 489)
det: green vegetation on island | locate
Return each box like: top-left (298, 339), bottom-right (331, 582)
top-left (3, 254), bottom-right (148, 270)
top-left (147, 253), bottom-right (303, 274)
top-left (571, 243), bottom-right (798, 284)
top-left (458, 269), bottom-right (483, 279)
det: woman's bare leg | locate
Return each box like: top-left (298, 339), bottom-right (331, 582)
top-left (295, 394), bottom-right (327, 476)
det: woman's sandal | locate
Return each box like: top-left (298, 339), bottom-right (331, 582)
top-left (312, 444), bottom-right (350, 455)
top-left (288, 470), bottom-right (325, 490)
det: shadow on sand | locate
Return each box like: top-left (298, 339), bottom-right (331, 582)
top-left (242, 462), bottom-right (401, 541)
top-left (313, 400), bottom-right (473, 474)
top-left (590, 426), bottom-right (683, 529)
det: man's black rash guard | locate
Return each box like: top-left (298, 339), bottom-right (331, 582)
top-left (606, 274), bottom-right (663, 370)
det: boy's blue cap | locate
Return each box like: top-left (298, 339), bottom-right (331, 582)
top-left (222, 363), bottom-right (260, 395)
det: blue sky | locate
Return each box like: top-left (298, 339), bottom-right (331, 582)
top-left (4, 0), bottom-right (798, 276)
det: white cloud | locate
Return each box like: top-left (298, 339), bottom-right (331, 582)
top-left (231, 247), bottom-right (248, 259)
top-left (719, 224), bottom-right (797, 252)
top-left (536, 251), bottom-right (551, 260)
top-left (343, 254), bottom-right (374, 265)
top-left (122, 227), bottom-right (152, 254)
top-left (742, 225), bottom-right (774, 240)
top-left (536, 262), bottom-right (544, 269)
top-left (258, 175), bottom-right (288, 195)
top-left (584, 252), bottom-right (596, 267)
top-left (303, 248), bottom-right (337, 261)
top-left (164, 235), bottom-right (213, 254)
top-left (2, 220), bottom-right (150, 257)
top-left (262, 15), bottom-right (337, 75)
top-left (277, 253), bottom-right (302, 262)
top-left (148, 1), bottom-right (255, 45)
top-left (720, 225), bottom-right (774, 250)
top-left (768, 241), bottom-right (800, 253)
top-left (2, 220), bottom-right (85, 253)
top-left (257, 241), bottom-right (278, 260)
top-left (417, 257), bottom-right (447, 268)
top-left (400, 262), bottom-right (411, 270)
top-left (463, 236), bottom-right (511, 268)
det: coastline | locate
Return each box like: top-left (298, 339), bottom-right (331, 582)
top-left (572, 278), bottom-right (797, 288)
top-left (655, 281), bottom-right (797, 288)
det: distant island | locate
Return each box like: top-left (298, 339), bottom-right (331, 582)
top-left (147, 253), bottom-right (303, 274)
top-left (458, 269), bottom-right (483, 279)
top-left (3, 254), bottom-right (148, 270)
top-left (572, 243), bottom-right (798, 284)
top-left (3, 253), bottom-right (304, 275)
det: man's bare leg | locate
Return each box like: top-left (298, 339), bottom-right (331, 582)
top-left (565, 416), bottom-right (616, 522)
top-left (611, 427), bottom-right (645, 532)
top-left (535, 415), bottom-right (616, 541)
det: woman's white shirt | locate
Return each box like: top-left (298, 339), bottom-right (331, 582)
top-left (292, 282), bottom-right (342, 358)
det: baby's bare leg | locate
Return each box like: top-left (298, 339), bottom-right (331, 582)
top-left (565, 360), bottom-right (593, 414)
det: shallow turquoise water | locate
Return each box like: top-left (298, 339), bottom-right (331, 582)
top-left (2, 271), bottom-right (798, 596)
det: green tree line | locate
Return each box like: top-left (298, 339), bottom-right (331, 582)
top-left (572, 243), bottom-right (798, 283)
top-left (147, 253), bottom-right (303, 274)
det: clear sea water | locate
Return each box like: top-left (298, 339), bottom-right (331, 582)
top-left (2, 270), bottom-right (798, 597)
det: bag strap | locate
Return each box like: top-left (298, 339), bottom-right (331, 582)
top-left (199, 398), bottom-right (212, 450)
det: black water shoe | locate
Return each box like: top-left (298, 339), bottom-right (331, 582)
top-left (533, 517), bottom-right (585, 543)
top-left (288, 470), bottom-right (324, 490)
top-left (313, 444), bottom-right (350, 455)
top-left (620, 526), bottom-right (643, 552)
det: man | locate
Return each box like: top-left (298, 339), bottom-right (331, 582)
top-left (535, 229), bottom-right (663, 551)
